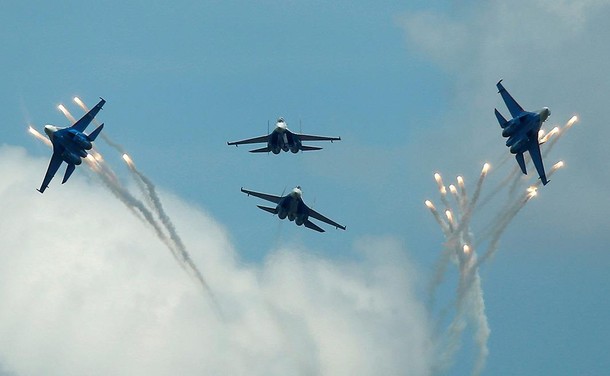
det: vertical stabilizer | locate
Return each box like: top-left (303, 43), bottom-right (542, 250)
top-left (87, 123), bottom-right (104, 141)
top-left (495, 109), bottom-right (508, 128)
top-left (515, 153), bottom-right (527, 175)
top-left (62, 164), bottom-right (76, 184)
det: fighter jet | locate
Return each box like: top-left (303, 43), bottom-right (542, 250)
top-left (228, 117), bottom-right (340, 154)
top-left (241, 186), bottom-right (346, 232)
top-left (37, 98), bottom-right (106, 193)
top-left (495, 80), bottom-right (551, 185)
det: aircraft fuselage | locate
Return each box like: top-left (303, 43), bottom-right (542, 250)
top-left (268, 121), bottom-right (302, 154)
top-left (45, 125), bottom-right (91, 165)
top-left (276, 188), bottom-right (308, 225)
top-left (503, 111), bottom-right (544, 154)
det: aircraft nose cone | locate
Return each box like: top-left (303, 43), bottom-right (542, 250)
top-left (540, 107), bottom-right (551, 121)
top-left (43, 125), bottom-right (55, 138)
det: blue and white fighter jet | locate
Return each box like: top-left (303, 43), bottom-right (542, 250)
top-left (241, 186), bottom-right (346, 232)
top-left (228, 117), bottom-right (340, 154)
top-left (37, 98), bottom-right (106, 193)
top-left (495, 80), bottom-right (551, 185)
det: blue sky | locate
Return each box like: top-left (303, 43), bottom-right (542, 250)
top-left (1, 1), bottom-right (610, 375)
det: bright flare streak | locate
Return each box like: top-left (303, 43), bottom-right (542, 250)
top-left (440, 186), bottom-right (447, 195)
top-left (482, 163), bottom-right (490, 175)
top-left (58, 104), bottom-right (76, 123)
top-left (566, 115), bottom-right (578, 128)
top-left (27, 126), bottom-right (52, 147)
top-left (552, 161), bottom-right (565, 170)
top-left (449, 185), bottom-right (458, 195)
top-left (526, 186), bottom-right (538, 199)
top-left (463, 245), bottom-right (470, 254)
top-left (538, 129), bottom-right (545, 139)
top-left (539, 127), bottom-right (560, 143)
top-left (92, 151), bottom-right (104, 162)
top-left (457, 176), bottom-right (464, 187)
top-left (434, 173), bottom-right (446, 190)
top-left (73, 96), bottom-right (89, 112)
top-left (122, 153), bottom-right (135, 168)
top-left (425, 200), bottom-right (435, 209)
top-left (445, 210), bottom-right (454, 223)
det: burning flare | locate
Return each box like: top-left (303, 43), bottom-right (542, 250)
top-left (481, 163), bottom-right (490, 175)
top-left (122, 153), bottom-right (135, 168)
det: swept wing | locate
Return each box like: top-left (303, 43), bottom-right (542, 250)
top-left (308, 207), bottom-right (346, 230)
top-left (296, 133), bottom-right (341, 142)
top-left (496, 80), bottom-right (524, 118)
top-left (304, 220), bottom-right (325, 233)
top-left (228, 135), bottom-right (269, 146)
top-left (528, 138), bottom-right (549, 185)
top-left (240, 187), bottom-right (282, 204)
top-left (38, 146), bottom-right (64, 193)
top-left (69, 98), bottom-right (105, 133)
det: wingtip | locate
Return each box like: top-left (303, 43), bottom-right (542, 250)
top-left (496, 79), bottom-right (504, 92)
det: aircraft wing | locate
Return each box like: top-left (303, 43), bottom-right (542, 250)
top-left (296, 133), bottom-right (341, 142)
top-left (528, 138), bottom-right (549, 185)
top-left (308, 207), bottom-right (346, 230)
top-left (228, 135), bottom-right (269, 146)
top-left (38, 146), bottom-right (64, 193)
top-left (496, 80), bottom-right (525, 118)
top-left (70, 98), bottom-right (105, 133)
top-left (304, 219), bottom-right (325, 233)
top-left (240, 188), bottom-right (282, 204)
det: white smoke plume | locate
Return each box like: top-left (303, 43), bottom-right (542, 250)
top-left (0, 145), bottom-right (433, 376)
top-left (31, 100), bottom-right (217, 308)
top-left (425, 117), bottom-right (575, 376)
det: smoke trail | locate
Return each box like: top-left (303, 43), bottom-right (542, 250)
top-left (30, 100), bottom-right (221, 316)
top-left (129, 161), bottom-right (216, 297)
top-left (27, 126), bottom-right (52, 147)
top-left (73, 98), bottom-right (220, 312)
top-left (425, 115), bottom-right (576, 376)
top-left (466, 270), bottom-right (489, 376)
top-left (73, 97), bottom-right (131, 155)
top-left (28, 123), bottom-right (173, 250)
top-left (57, 104), bottom-right (76, 124)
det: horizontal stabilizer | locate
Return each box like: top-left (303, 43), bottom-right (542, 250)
top-left (515, 153), bottom-right (527, 175)
top-left (62, 164), bottom-right (76, 184)
top-left (304, 220), bottom-right (325, 233)
top-left (257, 205), bottom-right (277, 215)
top-left (300, 145), bottom-right (323, 151)
top-left (249, 146), bottom-right (271, 153)
top-left (495, 109), bottom-right (508, 128)
top-left (88, 123), bottom-right (104, 141)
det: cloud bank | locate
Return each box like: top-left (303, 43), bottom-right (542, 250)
top-left (0, 145), bottom-right (431, 376)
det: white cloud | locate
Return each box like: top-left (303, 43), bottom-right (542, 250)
top-left (0, 145), bottom-right (431, 376)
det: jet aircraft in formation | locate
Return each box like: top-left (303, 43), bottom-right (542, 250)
top-left (227, 117), bottom-right (340, 154)
top-left (37, 98), bottom-right (106, 193)
top-left (34, 80), bottom-right (554, 233)
top-left (495, 80), bottom-right (551, 185)
top-left (241, 186), bottom-right (346, 232)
